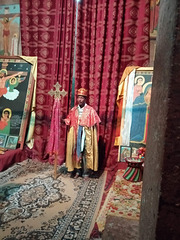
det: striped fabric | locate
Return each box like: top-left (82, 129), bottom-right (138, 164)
top-left (123, 159), bottom-right (144, 182)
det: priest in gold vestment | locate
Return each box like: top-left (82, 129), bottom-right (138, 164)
top-left (64, 88), bottom-right (101, 178)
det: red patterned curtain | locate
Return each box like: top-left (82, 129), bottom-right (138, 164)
top-left (20, 0), bottom-right (149, 167)
top-left (20, 0), bottom-right (75, 162)
top-left (75, 0), bottom-right (149, 168)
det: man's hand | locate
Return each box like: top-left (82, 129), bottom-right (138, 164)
top-left (61, 118), bottom-right (66, 124)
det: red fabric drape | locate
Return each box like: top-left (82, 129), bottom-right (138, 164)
top-left (20, 0), bottom-right (75, 163)
top-left (20, 0), bottom-right (150, 168)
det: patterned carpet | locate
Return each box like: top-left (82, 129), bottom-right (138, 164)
top-left (96, 169), bottom-right (142, 232)
top-left (0, 159), bottom-right (106, 240)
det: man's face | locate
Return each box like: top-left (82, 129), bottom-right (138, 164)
top-left (77, 95), bottom-right (86, 108)
top-left (137, 78), bottom-right (143, 85)
top-left (0, 73), bottom-right (5, 78)
top-left (10, 78), bottom-right (15, 84)
top-left (4, 17), bottom-right (9, 23)
top-left (3, 111), bottom-right (9, 119)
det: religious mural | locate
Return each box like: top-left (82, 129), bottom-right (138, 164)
top-left (117, 67), bottom-right (153, 162)
top-left (0, 0), bottom-right (21, 56)
top-left (130, 69), bottom-right (153, 148)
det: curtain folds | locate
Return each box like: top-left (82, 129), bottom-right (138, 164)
top-left (75, 0), bottom-right (150, 168)
top-left (20, 0), bottom-right (150, 168)
top-left (20, 0), bottom-right (75, 163)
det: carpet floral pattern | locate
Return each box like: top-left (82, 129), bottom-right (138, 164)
top-left (0, 159), bottom-right (106, 240)
top-left (96, 169), bottom-right (142, 232)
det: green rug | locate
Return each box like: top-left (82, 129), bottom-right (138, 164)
top-left (0, 159), bottom-right (106, 240)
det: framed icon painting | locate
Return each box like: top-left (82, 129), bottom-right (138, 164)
top-left (0, 56), bottom-right (36, 149)
top-left (0, 133), bottom-right (8, 148)
top-left (118, 146), bottom-right (132, 162)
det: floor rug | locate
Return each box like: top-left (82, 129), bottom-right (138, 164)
top-left (0, 159), bottom-right (106, 240)
top-left (96, 169), bottom-right (142, 232)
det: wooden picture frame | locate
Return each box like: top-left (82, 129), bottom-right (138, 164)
top-left (0, 56), bottom-right (36, 149)
top-left (119, 146), bottom-right (132, 162)
top-left (0, 133), bottom-right (8, 148)
top-left (5, 135), bottom-right (18, 149)
top-left (132, 147), bottom-right (138, 157)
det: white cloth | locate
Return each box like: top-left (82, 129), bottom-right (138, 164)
top-left (10, 37), bottom-right (18, 56)
top-left (121, 69), bottom-right (135, 146)
top-left (78, 104), bottom-right (87, 152)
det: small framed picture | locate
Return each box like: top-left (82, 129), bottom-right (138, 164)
top-left (119, 146), bottom-right (132, 162)
top-left (132, 147), bottom-right (138, 157)
top-left (5, 136), bottom-right (19, 149)
top-left (0, 134), bottom-right (8, 148)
